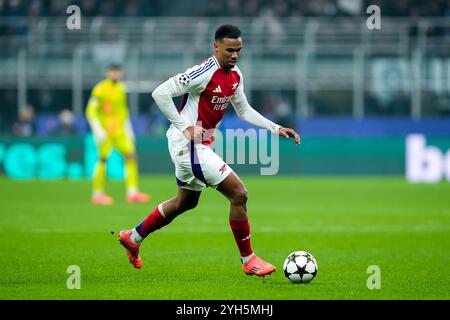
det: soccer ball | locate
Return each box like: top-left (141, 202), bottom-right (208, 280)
top-left (283, 251), bottom-right (318, 284)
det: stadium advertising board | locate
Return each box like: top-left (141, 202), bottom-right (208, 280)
top-left (1, 134), bottom-right (450, 182)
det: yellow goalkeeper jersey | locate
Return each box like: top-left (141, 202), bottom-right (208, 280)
top-left (86, 79), bottom-right (129, 137)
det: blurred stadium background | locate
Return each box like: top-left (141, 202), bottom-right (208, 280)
top-left (1, 0), bottom-right (450, 301)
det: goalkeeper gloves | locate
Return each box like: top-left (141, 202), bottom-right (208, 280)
top-left (124, 119), bottom-right (135, 142)
top-left (90, 119), bottom-right (107, 144)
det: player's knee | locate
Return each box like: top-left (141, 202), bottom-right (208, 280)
top-left (231, 188), bottom-right (248, 206)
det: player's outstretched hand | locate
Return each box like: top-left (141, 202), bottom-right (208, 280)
top-left (278, 127), bottom-right (301, 145)
top-left (183, 125), bottom-right (206, 142)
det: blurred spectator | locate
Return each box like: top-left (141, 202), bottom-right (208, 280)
top-left (272, 0), bottom-right (289, 16)
top-left (99, 0), bottom-right (115, 16)
top-left (58, 109), bottom-right (76, 135)
top-left (225, 0), bottom-right (241, 16)
top-left (206, 1), bottom-right (225, 17)
top-left (27, 0), bottom-right (43, 16)
top-left (259, 8), bottom-right (286, 49)
top-left (259, 92), bottom-right (276, 120)
top-left (0, 90), bottom-right (18, 132)
top-left (125, 2), bottom-right (139, 16)
top-left (308, 89), bottom-right (331, 116)
top-left (389, 89), bottom-right (410, 115)
top-left (13, 104), bottom-right (35, 137)
top-left (36, 88), bottom-right (56, 113)
top-left (273, 95), bottom-right (295, 128)
top-left (242, 0), bottom-right (261, 16)
top-left (48, 0), bottom-right (69, 16)
top-left (364, 87), bottom-right (382, 115)
top-left (2, 0), bottom-right (450, 20)
top-left (5, 0), bottom-right (28, 36)
top-left (81, 0), bottom-right (97, 17)
top-left (337, 0), bottom-right (361, 16)
top-left (445, 0), bottom-right (450, 17)
top-left (435, 93), bottom-right (450, 115)
top-left (392, 0), bottom-right (410, 17)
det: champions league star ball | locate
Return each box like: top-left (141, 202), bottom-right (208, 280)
top-left (283, 251), bottom-right (318, 284)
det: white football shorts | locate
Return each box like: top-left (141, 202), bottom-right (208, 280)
top-left (168, 138), bottom-right (233, 191)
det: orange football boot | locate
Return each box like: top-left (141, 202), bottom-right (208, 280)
top-left (118, 230), bottom-right (142, 269)
top-left (127, 192), bottom-right (151, 204)
top-left (242, 255), bottom-right (276, 277)
top-left (91, 194), bottom-right (114, 205)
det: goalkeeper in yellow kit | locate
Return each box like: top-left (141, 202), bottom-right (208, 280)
top-left (86, 64), bottom-right (151, 205)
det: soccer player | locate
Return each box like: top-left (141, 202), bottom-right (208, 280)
top-left (86, 64), bottom-right (151, 205)
top-left (118, 25), bottom-right (300, 276)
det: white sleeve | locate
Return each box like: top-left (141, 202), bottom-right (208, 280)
top-left (151, 77), bottom-right (189, 133)
top-left (230, 79), bottom-right (281, 135)
top-left (151, 64), bottom-right (209, 133)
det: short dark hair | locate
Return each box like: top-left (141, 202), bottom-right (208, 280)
top-left (107, 63), bottom-right (122, 70)
top-left (214, 24), bottom-right (241, 42)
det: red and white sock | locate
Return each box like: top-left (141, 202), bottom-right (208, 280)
top-left (134, 204), bottom-right (170, 241)
top-left (230, 217), bottom-right (254, 264)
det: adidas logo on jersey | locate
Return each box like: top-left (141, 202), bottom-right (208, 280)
top-left (213, 86), bottom-right (222, 93)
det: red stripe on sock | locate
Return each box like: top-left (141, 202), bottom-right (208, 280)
top-left (138, 206), bottom-right (169, 238)
top-left (230, 217), bottom-right (253, 257)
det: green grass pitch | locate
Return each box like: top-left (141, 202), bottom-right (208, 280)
top-left (0, 175), bottom-right (449, 300)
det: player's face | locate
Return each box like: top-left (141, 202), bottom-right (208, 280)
top-left (214, 37), bottom-right (242, 69)
top-left (107, 69), bottom-right (123, 82)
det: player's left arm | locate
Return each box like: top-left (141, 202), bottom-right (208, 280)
top-left (230, 78), bottom-right (301, 145)
top-left (86, 83), bottom-right (107, 143)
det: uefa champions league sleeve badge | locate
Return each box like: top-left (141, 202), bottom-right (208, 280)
top-left (178, 73), bottom-right (190, 86)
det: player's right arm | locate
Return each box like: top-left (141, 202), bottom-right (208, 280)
top-left (151, 66), bottom-right (208, 140)
top-left (231, 69), bottom-right (301, 145)
top-left (86, 83), bottom-right (107, 143)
